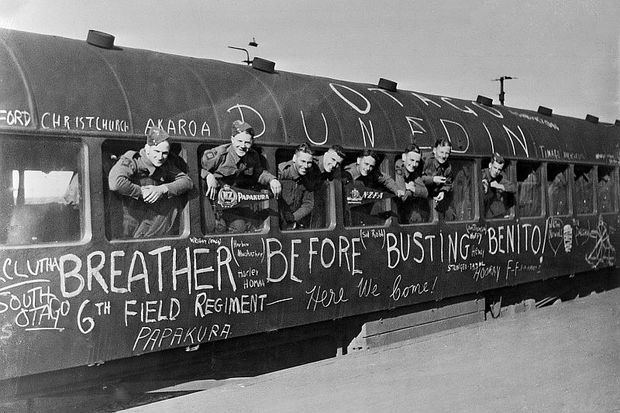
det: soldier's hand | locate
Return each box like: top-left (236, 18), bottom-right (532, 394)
top-left (141, 185), bottom-right (166, 203)
top-left (482, 179), bottom-right (489, 193)
top-left (205, 174), bottom-right (218, 200)
top-left (433, 176), bottom-right (447, 185)
top-left (396, 189), bottom-right (406, 199)
top-left (283, 210), bottom-right (295, 223)
top-left (270, 179), bottom-right (282, 198)
top-left (434, 191), bottom-right (445, 202)
top-left (490, 180), bottom-right (502, 190)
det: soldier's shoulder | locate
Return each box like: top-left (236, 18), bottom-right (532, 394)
top-left (278, 159), bottom-right (294, 169)
top-left (117, 150), bottom-right (139, 167)
top-left (202, 144), bottom-right (230, 168)
top-left (203, 144), bottom-right (229, 160)
top-left (277, 160), bottom-right (295, 177)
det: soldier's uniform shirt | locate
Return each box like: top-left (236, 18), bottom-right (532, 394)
top-left (481, 168), bottom-right (516, 218)
top-left (201, 144), bottom-right (276, 188)
top-left (343, 162), bottom-right (400, 226)
top-left (108, 148), bottom-right (192, 199)
top-left (395, 158), bottom-right (428, 200)
top-left (343, 163), bottom-right (400, 193)
top-left (422, 154), bottom-right (453, 198)
top-left (278, 160), bottom-right (315, 223)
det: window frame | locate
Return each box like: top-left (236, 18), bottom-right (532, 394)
top-left (597, 165), bottom-right (618, 214)
top-left (573, 163), bottom-right (596, 216)
top-left (0, 134), bottom-right (90, 248)
top-left (441, 156), bottom-right (478, 224)
top-left (516, 160), bottom-right (544, 219)
top-left (546, 162), bottom-right (572, 217)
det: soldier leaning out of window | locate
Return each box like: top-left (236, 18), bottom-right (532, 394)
top-left (108, 127), bottom-right (193, 238)
top-left (481, 152), bottom-right (516, 218)
top-left (343, 149), bottom-right (404, 226)
top-left (201, 120), bottom-right (282, 233)
top-left (309, 145), bottom-right (345, 229)
top-left (395, 143), bottom-right (429, 223)
top-left (277, 143), bottom-right (318, 230)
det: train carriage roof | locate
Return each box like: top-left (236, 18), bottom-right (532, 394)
top-left (1, 28), bottom-right (618, 164)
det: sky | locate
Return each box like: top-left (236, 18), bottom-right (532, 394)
top-left (1, 0), bottom-right (619, 123)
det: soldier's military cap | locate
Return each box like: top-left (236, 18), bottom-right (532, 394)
top-left (146, 127), bottom-right (170, 146)
top-left (231, 120), bottom-right (255, 137)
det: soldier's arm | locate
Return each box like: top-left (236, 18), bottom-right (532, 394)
top-left (108, 156), bottom-right (142, 199)
top-left (421, 163), bottom-right (435, 186)
top-left (378, 172), bottom-right (401, 195)
top-left (258, 165), bottom-right (280, 197)
top-left (257, 168), bottom-right (277, 186)
top-left (395, 171), bottom-right (413, 199)
top-left (163, 163), bottom-right (193, 197)
top-left (499, 174), bottom-right (517, 193)
top-left (412, 176), bottom-right (429, 198)
top-left (200, 148), bottom-right (219, 173)
top-left (440, 164), bottom-right (453, 193)
top-left (294, 187), bottom-right (314, 222)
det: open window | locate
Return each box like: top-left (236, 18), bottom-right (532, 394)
top-left (517, 161), bottom-right (543, 217)
top-left (443, 159), bottom-right (475, 222)
top-left (574, 164), bottom-right (595, 215)
top-left (0, 136), bottom-right (85, 246)
top-left (103, 140), bottom-right (189, 240)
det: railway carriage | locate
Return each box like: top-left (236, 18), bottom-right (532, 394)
top-left (0, 28), bottom-right (618, 380)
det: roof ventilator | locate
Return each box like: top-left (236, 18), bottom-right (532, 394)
top-left (476, 95), bottom-right (493, 107)
top-left (537, 106), bottom-right (553, 116)
top-left (378, 78), bottom-right (397, 92)
top-left (86, 30), bottom-right (115, 49)
top-left (585, 114), bottom-right (599, 124)
top-left (252, 57), bottom-right (275, 73)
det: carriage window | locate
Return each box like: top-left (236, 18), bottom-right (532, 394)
top-left (442, 159), bottom-right (475, 222)
top-left (276, 148), bottom-right (329, 231)
top-left (104, 140), bottom-right (190, 240)
top-left (343, 151), bottom-right (395, 227)
top-left (547, 163), bottom-right (569, 216)
top-left (394, 154), bottom-right (431, 224)
top-left (517, 162), bottom-right (542, 217)
top-left (0, 137), bottom-right (85, 245)
top-left (574, 164), bottom-right (594, 215)
top-left (598, 166), bottom-right (615, 213)
top-left (199, 144), bottom-right (271, 234)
